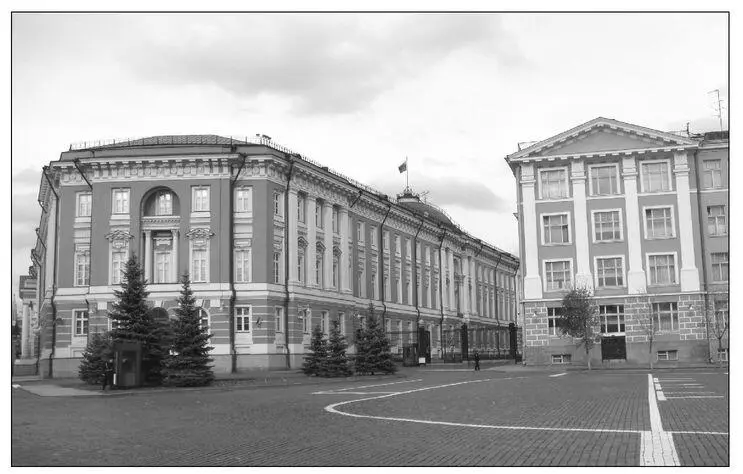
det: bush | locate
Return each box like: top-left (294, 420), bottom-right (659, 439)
top-left (354, 306), bottom-right (396, 375)
top-left (302, 325), bottom-right (328, 376)
top-left (78, 332), bottom-right (114, 385)
top-left (326, 320), bottom-right (352, 377)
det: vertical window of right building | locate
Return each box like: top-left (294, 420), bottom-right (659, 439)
top-left (702, 160), bottom-right (722, 189)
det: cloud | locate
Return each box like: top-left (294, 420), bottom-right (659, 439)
top-left (123, 14), bottom-right (522, 114)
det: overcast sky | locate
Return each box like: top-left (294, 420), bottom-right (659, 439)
top-left (10, 12), bottom-right (728, 299)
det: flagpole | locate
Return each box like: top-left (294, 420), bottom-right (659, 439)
top-left (406, 157), bottom-right (409, 190)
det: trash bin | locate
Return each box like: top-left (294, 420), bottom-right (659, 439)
top-left (113, 341), bottom-right (143, 388)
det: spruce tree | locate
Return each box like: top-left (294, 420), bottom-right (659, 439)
top-left (161, 273), bottom-right (214, 387)
top-left (108, 255), bottom-right (167, 384)
top-left (355, 304), bottom-right (396, 375)
top-left (302, 324), bottom-right (328, 376)
top-left (78, 332), bottom-right (114, 385)
top-left (326, 319), bottom-right (352, 377)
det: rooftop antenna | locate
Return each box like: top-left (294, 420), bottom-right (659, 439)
top-left (708, 89), bottom-right (726, 132)
top-left (420, 191), bottom-right (430, 203)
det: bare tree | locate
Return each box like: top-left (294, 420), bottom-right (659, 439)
top-left (632, 291), bottom-right (658, 370)
top-left (709, 292), bottom-right (729, 367)
top-left (557, 287), bottom-right (599, 370)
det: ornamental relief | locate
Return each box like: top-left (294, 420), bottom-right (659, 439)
top-left (186, 227), bottom-right (214, 248)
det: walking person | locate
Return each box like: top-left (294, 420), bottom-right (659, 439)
top-left (102, 358), bottom-right (114, 391)
top-left (473, 350), bottom-right (481, 371)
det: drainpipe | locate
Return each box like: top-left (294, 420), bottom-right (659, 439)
top-left (379, 202), bottom-right (393, 326)
top-left (437, 227), bottom-right (447, 354)
top-left (692, 145), bottom-right (712, 364)
top-left (283, 155), bottom-right (297, 369)
top-left (43, 166), bottom-right (60, 378)
top-left (229, 152), bottom-right (249, 373)
top-left (412, 219), bottom-right (424, 329)
top-left (492, 253), bottom-right (504, 356)
top-left (72, 158), bottom-right (94, 342)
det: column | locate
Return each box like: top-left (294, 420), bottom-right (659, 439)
top-left (288, 190), bottom-right (299, 283)
top-left (462, 256), bottom-right (470, 314)
top-left (622, 156), bottom-right (647, 293)
top-left (570, 160), bottom-right (593, 290)
top-left (20, 302), bottom-right (30, 358)
top-left (674, 151), bottom-right (701, 292)
top-left (323, 203), bottom-right (333, 289)
top-left (439, 247), bottom-right (447, 309)
top-left (470, 258), bottom-right (477, 314)
top-left (339, 207), bottom-right (350, 293)
top-left (171, 229), bottom-right (179, 283)
top-left (520, 163), bottom-right (543, 299)
top-left (307, 196), bottom-right (317, 287)
top-left (144, 230), bottom-right (152, 282)
top-left (447, 248), bottom-right (455, 310)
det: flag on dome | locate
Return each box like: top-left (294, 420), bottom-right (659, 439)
top-left (398, 159), bottom-right (407, 173)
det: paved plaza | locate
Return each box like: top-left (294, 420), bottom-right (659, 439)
top-left (11, 367), bottom-right (728, 466)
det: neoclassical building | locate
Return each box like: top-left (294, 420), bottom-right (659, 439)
top-left (507, 118), bottom-right (728, 366)
top-left (22, 135), bottom-right (519, 378)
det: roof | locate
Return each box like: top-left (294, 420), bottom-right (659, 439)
top-left (70, 134), bottom-right (250, 151)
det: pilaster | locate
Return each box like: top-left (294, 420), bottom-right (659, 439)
top-left (674, 151), bottom-right (700, 292)
top-left (621, 156), bottom-right (647, 293)
top-left (520, 163), bottom-right (543, 299)
top-left (570, 160), bottom-right (593, 291)
top-left (306, 196), bottom-right (317, 287)
top-left (339, 207), bottom-right (350, 293)
top-left (323, 203), bottom-right (333, 289)
top-left (288, 190), bottom-right (299, 283)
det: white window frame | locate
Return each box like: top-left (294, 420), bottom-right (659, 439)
top-left (547, 307), bottom-right (563, 337)
top-left (384, 231), bottom-right (390, 251)
top-left (597, 304), bottom-right (626, 335)
top-left (111, 188), bottom-right (130, 215)
top-left (316, 254), bottom-right (323, 288)
top-left (74, 249), bottom-right (90, 287)
top-left (234, 248), bottom-right (252, 283)
top-left (315, 201), bottom-right (323, 228)
top-left (273, 192), bottom-right (283, 217)
top-left (321, 311), bottom-right (329, 335)
top-left (298, 250), bottom-right (306, 285)
top-left (639, 159), bottom-right (672, 193)
top-left (657, 349), bottom-right (678, 361)
top-left (702, 159), bottom-right (723, 189)
top-left (154, 250), bottom-right (171, 284)
top-left (707, 205), bottom-right (727, 236)
top-left (332, 207), bottom-right (339, 233)
top-left (190, 242), bottom-right (210, 283)
top-left (588, 163), bottom-right (621, 196)
top-left (156, 191), bottom-right (173, 216)
top-left (537, 166), bottom-right (569, 200)
top-left (110, 243), bottom-right (129, 285)
top-left (297, 194), bottom-right (306, 223)
top-left (711, 252), bottom-right (729, 282)
top-left (332, 255), bottom-right (339, 289)
top-left (642, 205), bottom-right (676, 240)
top-left (192, 186), bottom-right (210, 212)
top-left (235, 306), bottom-right (251, 333)
top-left (275, 307), bottom-right (284, 333)
top-left (590, 208), bottom-right (624, 243)
top-left (540, 211), bottom-right (572, 246)
top-left (300, 309), bottom-right (311, 334)
top-left (338, 312), bottom-right (345, 335)
top-left (542, 258), bottom-right (573, 292)
top-left (235, 186), bottom-right (253, 213)
top-left (357, 222), bottom-right (364, 243)
top-left (646, 252), bottom-right (679, 286)
top-left (273, 251), bottom-right (282, 284)
top-left (197, 308), bottom-right (211, 336)
top-left (594, 255), bottom-right (626, 288)
top-left (76, 192), bottom-right (92, 217)
top-left (551, 354), bottom-right (571, 364)
top-left (73, 309), bottom-right (89, 336)
top-left (370, 226), bottom-right (378, 249)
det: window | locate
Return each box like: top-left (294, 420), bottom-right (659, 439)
top-left (717, 349), bottom-right (728, 362)
top-left (77, 192), bottom-right (92, 217)
top-left (652, 302), bottom-right (679, 332)
top-left (657, 350), bottom-right (678, 361)
top-left (75, 251), bottom-right (90, 286)
top-left (192, 249), bottom-right (208, 283)
top-left (702, 160), bottom-right (722, 189)
top-left (547, 307), bottom-right (563, 336)
top-left (273, 192), bottom-right (282, 216)
top-left (357, 270), bottom-right (364, 298)
top-left (273, 252), bottom-right (281, 284)
top-left (198, 309), bottom-right (210, 332)
top-left (539, 168), bottom-right (568, 199)
top-left (589, 165), bottom-right (619, 196)
top-left (111, 249), bottom-right (126, 284)
top-left (112, 189), bottom-right (130, 214)
top-left (711, 252), bottom-right (728, 282)
top-left (332, 207), bottom-right (339, 233)
top-left (385, 319), bottom-right (391, 334)
top-left (338, 312), bottom-right (345, 334)
top-left (297, 194), bottom-right (306, 223)
top-left (321, 311), bottom-right (329, 335)
top-left (316, 255), bottom-right (323, 287)
top-left (235, 307), bottom-right (251, 332)
top-left (384, 275), bottom-right (389, 299)
top-left (298, 252), bottom-right (305, 284)
top-left (714, 298), bottom-right (728, 329)
top-left (648, 254), bottom-right (676, 285)
top-left (235, 249), bottom-right (251, 282)
top-left (596, 257), bottom-right (624, 287)
top-left (332, 256), bottom-right (339, 288)
top-left (542, 213), bottom-right (570, 245)
top-left (544, 260), bottom-right (572, 291)
top-left (235, 187), bottom-right (252, 213)
top-left (384, 231), bottom-right (390, 251)
top-left (371, 271), bottom-right (377, 299)
top-left (707, 206), bottom-right (727, 236)
top-left (275, 307), bottom-right (284, 333)
top-left (645, 207), bottom-right (675, 239)
top-left (370, 226), bottom-right (377, 248)
top-left (598, 305), bottom-right (625, 334)
top-left (154, 251), bottom-right (170, 283)
top-left (552, 354), bottom-right (571, 364)
top-left (73, 310), bottom-right (89, 336)
top-left (192, 186), bottom-right (210, 212)
top-left (357, 222), bottom-right (364, 243)
top-left (301, 309), bottom-right (310, 333)
top-left (641, 161), bottom-right (671, 192)
top-left (315, 201), bottom-right (323, 228)
top-left (404, 238), bottom-right (409, 258)
top-left (156, 191), bottom-right (173, 215)
top-left (593, 210), bottom-right (622, 242)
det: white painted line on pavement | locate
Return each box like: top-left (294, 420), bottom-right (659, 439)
top-left (12, 384), bottom-right (20, 389)
top-left (668, 430), bottom-right (728, 436)
top-left (333, 379), bottom-right (423, 392)
top-left (314, 391), bottom-right (399, 395)
top-left (549, 373), bottom-right (567, 377)
top-left (640, 374), bottom-right (680, 466)
top-left (665, 396), bottom-right (724, 399)
top-left (664, 391), bottom-right (716, 394)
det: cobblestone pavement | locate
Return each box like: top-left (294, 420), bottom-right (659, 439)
top-left (11, 368), bottom-right (728, 466)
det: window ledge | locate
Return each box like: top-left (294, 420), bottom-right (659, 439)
top-left (595, 239), bottom-right (624, 244)
top-left (645, 236), bottom-right (676, 240)
top-left (543, 242), bottom-right (573, 247)
top-left (110, 213), bottom-right (130, 220)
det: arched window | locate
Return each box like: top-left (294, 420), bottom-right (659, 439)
top-left (156, 191), bottom-right (173, 216)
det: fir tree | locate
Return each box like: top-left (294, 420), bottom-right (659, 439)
top-left (161, 273), bottom-right (214, 387)
top-left (302, 324), bottom-right (328, 376)
top-left (326, 319), bottom-right (352, 377)
top-left (78, 332), bottom-right (114, 385)
top-left (109, 255), bottom-right (167, 384)
top-left (355, 304), bottom-right (396, 375)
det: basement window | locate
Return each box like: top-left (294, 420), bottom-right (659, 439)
top-left (656, 350), bottom-right (678, 361)
top-left (551, 354), bottom-right (571, 364)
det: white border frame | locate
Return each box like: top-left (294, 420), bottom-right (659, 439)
top-left (593, 255), bottom-right (627, 289)
top-left (274, 306), bottom-right (284, 334)
top-left (234, 247), bottom-right (253, 283)
top-left (587, 162), bottom-right (621, 197)
top-left (234, 185), bottom-right (253, 214)
top-left (701, 158), bottom-right (724, 189)
top-left (72, 308), bottom-right (89, 337)
top-left (111, 188), bottom-right (131, 215)
top-left (542, 258), bottom-right (574, 292)
top-left (189, 240), bottom-right (211, 283)
top-left (706, 204), bottom-right (728, 237)
top-left (537, 166), bottom-right (570, 200)
top-left (642, 205), bottom-right (677, 240)
top-left (540, 211), bottom-right (573, 246)
top-left (639, 158), bottom-right (673, 193)
top-left (590, 208), bottom-right (624, 243)
top-left (710, 251), bottom-right (729, 283)
top-left (191, 185), bottom-right (211, 212)
top-left (76, 191), bottom-right (92, 217)
top-left (645, 251), bottom-right (680, 286)
top-left (234, 305), bottom-right (251, 333)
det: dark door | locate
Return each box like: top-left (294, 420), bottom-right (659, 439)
top-left (601, 336), bottom-right (627, 360)
top-left (418, 328), bottom-right (431, 363)
top-left (509, 323), bottom-right (518, 359)
top-left (460, 324), bottom-right (469, 360)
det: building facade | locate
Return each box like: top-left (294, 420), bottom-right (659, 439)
top-left (27, 135), bottom-right (519, 378)
top-left (507, 118), bottom-right (728, 366)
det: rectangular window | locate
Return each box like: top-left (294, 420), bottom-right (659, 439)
top-left (596, 257), bottom-right (624, 287)
top-left (321, 311), bottom-right (329, 335)
top-left (77, 192), bottom-right (92, 217)
top-left (652, 302), bottom-right (679, 332)
top-left (75, 252), bottom-right (90, 286)
top-left (112, 189), bottom-right (130, 214)
top-left (273, 192), bottom-right (282, 216)
top-left (702, 160), bottom-right (722, 189)
top-left (332, 207), bottom-right (339, 233)
top-left (275, 307), bottom-right (284, 333)
top-left (641, 161), bottom-right (670, 192)
top-left (73, 310), bottom-right (89, 336)
top-left (301, 309), bottom-right (310, 334)
top-left (332, 256), bottom-right (339, 288)
top-left (273, 252), bottom-right (281, 284)
top-left (357, 270), bottom-right (364, 298)
top-left (384, 231), bottom-right (389, 251)
top-left (540, 169), bottom-right (568, 199)
top-left (598, 305), bottom-right (625, 334)
top-left (594, 210), bottom-right (622, 242)
top-left (717, 349), bottom-right (728, 362)
top-left (316, 256), bottom-right (323, 287)
top-left (357, 222), bottom-right (364, 243)
top-left (370, 226), bottom-right (378, 248)
top-left (192, 186), bottom-right (210, 212)
top-left (657, 350), bottom-right (678, 361)
top-left (235, 187), bottom-right (252, 213)
top-left (315, 202), bottom-right (323, 228)
top-left (551, 354), bottom-right (571, 364)
top-left (338, 312), bottom-right (345, 335)
top-left (711, 252), bottom-right (729, 282)
top-left (645, 207), bottom-right (674, 239)
top-left (371, 272), bottom-right (377, 299)
top-left (111, 249), bottom-right (126, 284)
top-left (648, 254), bottom-right (676, 285)
top-left (544, 260), bottom-right (572, 291)
top-left (298, 195), bottom-right (306, 223)
top-left (589, 165), bottom-right (619, 196)
top-left (714, 298), bottom-right (728, 329)
top-left (547, 307), bottom-right (562, 336)
top-left (235, 249), bottom-right (251, 283)
top-left (192, 249), bottom-right (208, 283)
top-left (154, 251), bottom-right (170, 284)
top-left (157, 192), bottom-right (173, 215)
top-left (707, 205), bottom-right (727, 236)
top-left (542, 213), bottom-right (570, 244)
top-left (298, 253), bottom-right (305, 284)
top-left (235, 307), bottom-right (251, 332)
